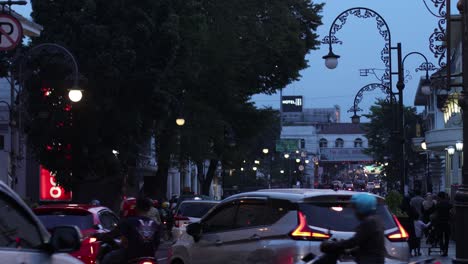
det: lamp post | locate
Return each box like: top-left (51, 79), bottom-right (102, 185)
top-left (262, 148), bottom-right (272, 188)
top-left (455, 1), bottom-right (468, 262)
top-left (284, 153), bottom-right (291, 187)
top-left (323, 7), bottom-right (435, 195)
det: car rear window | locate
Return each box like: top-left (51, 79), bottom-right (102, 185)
top-left (299, 201), bottom-right (395, 232)
top-left (36, 211), bottom-right (94, 230)
top-left (178, 202), bottom-right (217, 218)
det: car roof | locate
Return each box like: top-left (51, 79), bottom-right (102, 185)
top-left (33, 203), bottom-right (111, 215)
top-left (179, 200), bottom-right (220, 205)
top-left (224, 188), bottom-right (383, 203)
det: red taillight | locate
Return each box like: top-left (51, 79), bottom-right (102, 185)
top-left (387, 215), bottom-right (409, 242)
top-left (174, 215), bottom-right (190, 228)
top-left (289, 211), bottom-right (330, 241)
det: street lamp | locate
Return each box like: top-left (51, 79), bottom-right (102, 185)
top-left (68, 89), bottom-right (83, 103)
top-left (322, 50), bottom-right (340, 69)
top-left (323, 7), bottom-right (435, 196)
top-left (421, 140), bottom-right (427, 150)
top-left (447, 146), bottom-right (456, 156)
top-left (284, 153), bottom-right (290, 159)
top-left (262, 148), bottom-right (269, 154)
top-left (456, 140), bottom-right (464, 152)
top-left (176, 118), bottom-right (185, 126)
top-left (295, 158), bottom-right (301, 163)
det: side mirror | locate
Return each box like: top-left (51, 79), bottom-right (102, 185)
top-left (186, 222), bottom-right (202, 242)
top-left (50, 225), bottom-right (82, 253)
top-left (93, 224), bottom-right (103, 230)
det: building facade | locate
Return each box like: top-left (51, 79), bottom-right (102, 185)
top-left (0, 11), bottom-right (43, 199)
top-left (413, 15), bottom-right (462, 196)
top-left (280, 106), bottom-right (372, 187)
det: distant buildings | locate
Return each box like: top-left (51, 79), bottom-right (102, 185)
top-left (279, 96), bottom-right (372, 187)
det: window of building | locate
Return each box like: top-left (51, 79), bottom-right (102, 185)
top-left (354, 138), bottom-right (363, 148)
top-left (335, 138), bottom-right (344, 148)
top-left (319, 138), bottom-right (328, 148)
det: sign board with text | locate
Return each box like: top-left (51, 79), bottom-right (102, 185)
top-left (320, 148), bottom-right (372, 162)
top-left (281, 96), bottom-right (303, 112)
top-left (276, 139), bottom-right (299, 152)
top-left (39, 166), bottom-right (72, 201)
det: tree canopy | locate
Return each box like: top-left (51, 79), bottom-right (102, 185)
top-left (26, 0), bottom-right (324, 199)
top-left (362, 99), bottom-right (425, 188)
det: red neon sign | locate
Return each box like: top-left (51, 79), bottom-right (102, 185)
top-left (39, 166), bottom-right (72, 201)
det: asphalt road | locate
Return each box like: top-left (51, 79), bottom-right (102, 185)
top-left (156, 240), bottom-right (172, 264)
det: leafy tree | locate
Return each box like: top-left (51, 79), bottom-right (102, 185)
top-left (27, 0), bottom-right (181, 205)
top-left (26, 0), bottom-right (324, 201)
top-left (362, 99), bottom-right (425, 189)
top-left (150, 0), bottom-right (324, 196)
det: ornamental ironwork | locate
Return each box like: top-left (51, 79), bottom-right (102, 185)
top-left (322, 7), bottom-right (392, 88)
top-left (422, 0), bottom-right (446, 67)
top-left (348, 83), bottom-right (391, 114)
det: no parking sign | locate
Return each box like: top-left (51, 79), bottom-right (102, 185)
top-left (0, 13), bottom-right (22, 51)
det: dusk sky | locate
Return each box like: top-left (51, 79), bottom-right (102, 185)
top-left (14, 1), bottom-right (457, 123)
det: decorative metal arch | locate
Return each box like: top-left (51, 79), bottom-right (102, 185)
top-left (347, 83), bottom-right (392, 115)
top-left (322, 7), bottom-right (392, 88)
top-left (422, 0), bottom-right (446, 67)
top-left (402, 51), bottom-right (437, 83)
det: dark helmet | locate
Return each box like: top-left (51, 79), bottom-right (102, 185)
top-left (350, 193), bottom-right (377, 215)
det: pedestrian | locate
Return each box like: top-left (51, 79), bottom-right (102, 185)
top-left (410, 210), bottom-right (431, 256)
top-left (410, 190), bottom-right (424, 220)
top-left (146, 198), bottom-right (162, 225)
top-left (421, 192), bottom-right (436, 224)
top-left (432, 192), bottom-right (452, 257)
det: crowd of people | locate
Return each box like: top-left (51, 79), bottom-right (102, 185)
top-left (402, 190), bottom-right (454, 257)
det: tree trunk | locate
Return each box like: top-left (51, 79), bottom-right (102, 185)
top-left (201, 159), bottom-right (218, 196)
top-left (144, 130), bottom-right (172, 200)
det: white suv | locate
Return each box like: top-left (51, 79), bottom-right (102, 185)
top-left (170, 189), bottom-right (409, 264)
top-left (0, 181), bottom-right (83, 264)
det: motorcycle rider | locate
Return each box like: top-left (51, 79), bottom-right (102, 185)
top-left (98, 197), bottom-right (161, 264)
top-left (320, 193), bottom-right (385, 264)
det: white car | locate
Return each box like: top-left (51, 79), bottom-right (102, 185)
top-left (172, 200), bottom-right (219, 240)
top-left (0, 180), bottom-right (83, 264)
top-left (367, 182), bottom-right (376, 191)
top-left (170, 189), bottom-right (410, 264)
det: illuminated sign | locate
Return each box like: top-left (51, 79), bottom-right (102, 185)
top-left (281, 96), bottom-right (303, 112)
top-left (39, 166), bottom-right (72, 201)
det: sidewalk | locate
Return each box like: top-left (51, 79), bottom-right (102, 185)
top-left (409, 241), bottom-right (455, 264)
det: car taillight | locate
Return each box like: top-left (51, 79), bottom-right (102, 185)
top-left (89, 237), bottom-right (97, 243)
top-left (289, 211), bottom-right (330, 241)
top-left (174, 215), bottom-right (189, 227)
top-left (387, 214), bottom-right (409, 242)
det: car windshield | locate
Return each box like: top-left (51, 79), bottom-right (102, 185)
top-left (178, 202), bottom-right (217, 218)
top-left (36, 212), bottom-right (94, 230)
top-left (299, 201), bottom-right (395, 232)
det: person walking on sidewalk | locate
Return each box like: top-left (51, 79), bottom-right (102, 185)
top-left (411, 210), bottom-right (431, 256)
top-left (433, 192), bottom-right (452, 257)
